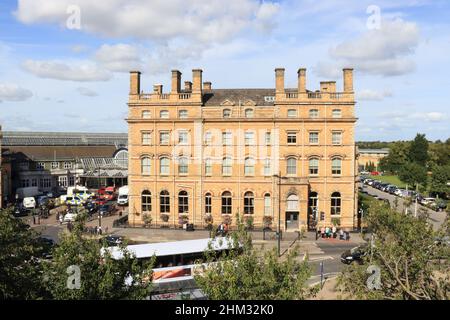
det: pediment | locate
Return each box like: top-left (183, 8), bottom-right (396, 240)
top-left (220, 99), bottom-right (235, 106)
top-left (243, 99), bottom-right (256, 106)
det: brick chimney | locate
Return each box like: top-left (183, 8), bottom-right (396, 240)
top-left (192, 69), bottom-right (203, 93)
top-left (171, 70), bottom-right (181, 94)
top-left (203, 81), bottom-right (212, 90)
top-left (184, 81), bottom-right (192, 92)
top-left (343, 68), bottom-right (353, 93)
top-left (153, 84), bottom-right (163, 95)
top-left (275, 68), bottom-right (285, 94)
top-left (297, 68), bottom-right (306, 93)
top-left (129, 71), bottom-right (141, 95)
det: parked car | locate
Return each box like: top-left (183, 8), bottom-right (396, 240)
top-left (341, 245), bottom-right (368, 265)
top-left (84, 201), bottom-right (98, 215)
top-left (99, 204), bottom-right (114, 216)
top-left (421, 197), bottom-right (436, 206)
top-left (436, 200), bottom-right (447, 211)
top-left (65, 196), bottom-right (83, 206)
top-left (23, 197), bottom-right (36, 209)
top-left (13, 203), bottom-right (29, 217)
top-left (102, 235), bottom-right (124, 246)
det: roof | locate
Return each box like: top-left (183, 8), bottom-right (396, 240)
top-left (6, 146), bottom-right (119, 161)
top-left (2, 131), bottom-right (127, 147)
top-left (202, 88), bottom-right (277, 106)
top-left (358, 148), bottom-right (390, 154)
top-left (106, 238), bottom-right (237, 260)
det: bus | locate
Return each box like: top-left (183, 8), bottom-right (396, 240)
top-left (105, 237), bottom-right (241, 284)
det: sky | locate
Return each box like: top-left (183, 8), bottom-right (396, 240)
top-left (0, 0), bottom-right (449, 141)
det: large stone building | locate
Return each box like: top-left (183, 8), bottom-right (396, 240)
top-left (357, 148), bottom-right (389, 172)
top-left (127, 67), bottom-right (358, 231)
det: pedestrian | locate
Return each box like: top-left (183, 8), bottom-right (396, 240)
top-left (339, 228), bottom-right (344, 240)
top-left (94, 226), bottom-right (98, 234)
top-left (325, 226), bottom-right (330, 238)
top-left (33, 215), bottom-right (36, 225)
top-left (332, 225), bottom-right (337, 238)
top-left (98, 226), bottom-right (102, 235)
top-left (59, 214), bottom-right (63, 225)
top-left (320, 226), bottom-right (325, 238)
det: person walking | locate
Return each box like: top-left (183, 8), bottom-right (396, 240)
top-left (332, 225), bottom-right (337, 238)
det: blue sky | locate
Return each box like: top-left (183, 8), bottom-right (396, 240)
top-left (0, 0), bottom-right (449, 141)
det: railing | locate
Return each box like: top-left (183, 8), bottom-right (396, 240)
top-left (308, 92), bottom-right (322, 99)
top-left (285, 92), bottom-right (298, 99)
top-left (178, 93), bottom-right (191, 100)
top-left (282, 92), bottom-right (347, 100)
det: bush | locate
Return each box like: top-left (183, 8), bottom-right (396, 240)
top-left (244, 216), bottom-right (254, 230)
top-left (160, 214), bottom-right (169, 223)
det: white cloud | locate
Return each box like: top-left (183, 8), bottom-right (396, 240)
top-left (0, 84), bottom-right (33, 102)
top-left (316, 18), bottom-right (420, 77)
top-left (357, 89), bottom-right (393, 101)
top-left (77, 87), bottom-right (98, 97)
top-left (22, 59), bottom-right (112, 81)
top-left (94, 43), bottom-right (143, 73)
top-left (410, 112), bottom-right (448, 122)
top-left (15, 0), bottom-right (279, 43)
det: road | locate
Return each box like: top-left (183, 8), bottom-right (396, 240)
top-left (361, 184), bottom-right (446, 230)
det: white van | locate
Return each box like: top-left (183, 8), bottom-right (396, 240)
top-left (23, 197), bottom-right (36, 209)
top-left (117, 185), bottom-right (129, 206)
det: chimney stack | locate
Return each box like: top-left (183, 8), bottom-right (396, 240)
top-left (129, 71), bottom-right (141, 96)
top-left (203, 81), bottom-right (212, 90)
top-left (275, 68), bottom-right (285, 94)
top-left (184, 81), bottom-right (192, 92)
top-left (153, 84), bottom-right (163, 95)
top-left (297, 68), bottom-right (306, 93)
top-left (171, 70), bottom-right (181, 94)
top-left (192, 69), bottom-right (203, 93)
top-left (343, 68), bottom-right (353, 93)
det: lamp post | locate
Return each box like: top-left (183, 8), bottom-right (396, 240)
top-left (273, 172), bottom-right (284, 257)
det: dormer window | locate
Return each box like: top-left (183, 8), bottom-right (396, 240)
top-left (244, 108), bottom-right (254, 118)
top-left (223, 109), bottom-right (231, 118)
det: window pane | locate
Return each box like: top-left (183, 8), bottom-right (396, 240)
top-left (287, 109), bottom-right (297, 118)
top-left (309, 132), bottom-right (319, 144)
top-left (160, 158), bottom-right (169, 175)
top-left (160, 110), bottom-right (169, 118)
top-left (179, 110), bottom-right (188, 118)
top-left (287, 158), bottom-right (296, 175)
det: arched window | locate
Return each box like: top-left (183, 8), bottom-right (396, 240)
top-left (223, 109), bottom-right (231, 118)
top-left (178, 191), bottom-right (188, 214)
top-left (287, 194), bottom-right (299, 211)
top-left (160, 157), bottom-right (170, 175)
top-left (287, 157), bottom-right (297, 175)
top-left (178, 157), bottom-right (188, 175)
top-left (244, 157), bottom-right (255, 175)
top-left (221, 191), bottom-right (232, 214)
top-left (141, 190), bottom-right (152, 212)
top-left (308, 192), bottom-right (318, 217)
top-left (160, 190), bottom-right (170, 213)
top-left (142, 110), bottom-right (151, 119)
top-left (309, 158), bottom-right (319, 175)
top-left (243, 191), bottom-right (254, 214)
top-left (114, 149), bottom-right (128, 168)
top-left (264, 193), bottom-right (271, 215)
top-left (141, 157), bottom-right (151, 175)
top-left (244, 108), bottom-right (254, 118)
top-left (332, 158), bottom-right (342, 175)
top-left (331, 192), bottom-right (341, 215)
top-left (205, 193), bottom-right (212, 214)
top-left (160, 110), bottom-right (169, 119)
top-left (222, 157), bottom-right (232, 176)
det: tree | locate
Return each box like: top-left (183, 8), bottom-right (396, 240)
top-left (409, 133), bottom-right (429, 166)
top-left (194, 214), bottom-right (316, 300)
top-left (337, 201), bottom-right (449, 300)
top-left (430, 165), bottom-right (450, 196)
top-left (379, 142), bottom-right (410, 173)
top-left (0, 209), bottom-right (50, 299)
top-left (44, 219), bottom-right (154, 299)
top-left (398, 162), bottom-right (427, 189)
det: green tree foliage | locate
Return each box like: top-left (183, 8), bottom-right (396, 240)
top-left (409, 133), bottom-right (429, 166)
top-left (43, 223), bottom-right (154, 299)
top-left (430, 165), bottom-right (450, 195)
top-left (398, 162), bottom-right (428, 188)
top-left (428, 140), bottom-right (450, 168)
top-left (337, 202), bottom-right (449, 300)
top-left (0, 209), bottom-right (50, 299)
top-left (194, 214), bottom-right (316, 300)
top-left (379, 142), bottom-right (410, 173)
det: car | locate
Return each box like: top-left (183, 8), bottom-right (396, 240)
top-left (66, 196), bottom-right (83, 206)
top-left (421, 197), bottom-right (436, 206)
top-left (13, 203), bottom-right (29, 217)
top-left (102, 235), bottom-right (124, 246)
top-left (387, 186), bottom-right (397, 194)
top-left (341, 245), bottom-right (368, 265)
top-left (436, 200), bottom-right (447, 211)
top-left (84, 201), bottom-right (98, 214)
top-left (23, 196), bottom-right (36, 209)
top-left (63, 212), bottom-right (78, 222)
top-left (37, 195), bottom-right (50, 207)
top-left (99, 204), bottom-right (114, 216)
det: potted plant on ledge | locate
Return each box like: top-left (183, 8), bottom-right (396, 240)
top-left (160, 213), bottom-right (169, 227)
top-left (142, 213), bottom-right (152, 228)
top-left (179, 214), bottom-right (189, 228)
top-left (244, 215), bottom-right (254, 230)
top-left (204, 214), bottom-right (213, 230)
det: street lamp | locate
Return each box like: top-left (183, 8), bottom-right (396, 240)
top-left (272, 172), bottom-right (286, 257)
